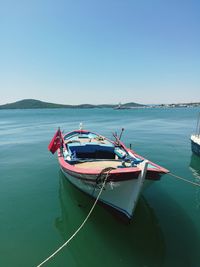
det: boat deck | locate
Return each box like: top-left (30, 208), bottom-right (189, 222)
top-left (74, 160), bottom-right (122, 169)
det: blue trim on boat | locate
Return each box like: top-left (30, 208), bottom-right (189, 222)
top-left (98, 198), bottom-right (132, 219)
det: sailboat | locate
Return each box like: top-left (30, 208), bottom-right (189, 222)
top-left (191, 113), bottom-right (200, 157)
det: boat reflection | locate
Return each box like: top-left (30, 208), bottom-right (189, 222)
top-left (190, 154), bottom-right (200, 180)
top-left (190, 154), bottom-right (200, 210)
top-left (55, 171), bottom-right (165, 267)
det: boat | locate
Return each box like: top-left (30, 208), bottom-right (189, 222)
top-left (191, 113), bottom-right (200, 157)
top-left (48, 126), bottom-right (169, 221)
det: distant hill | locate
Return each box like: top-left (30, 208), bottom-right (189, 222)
top-left (0, 99), bottom-right (146, 109)
top-left (0, 99), bottom-right (68, 109)
top-left (121, 102), bottom-right (145, 108)
top-left (114, 102), bottom-right (146, 109)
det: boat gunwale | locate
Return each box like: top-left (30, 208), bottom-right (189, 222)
top-left (58, 129), bottom-right (169, 177)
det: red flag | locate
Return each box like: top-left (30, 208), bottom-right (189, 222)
top-left (48, 129), bottom-right (62, 154)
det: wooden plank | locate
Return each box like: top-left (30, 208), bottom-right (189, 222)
top-left (74, 160), bottom-right (121, 169)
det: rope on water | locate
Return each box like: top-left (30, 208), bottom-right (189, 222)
top-left (169, 172), bottom-right (200, 187)
top-left (36, 168), bottom-right (113, 267)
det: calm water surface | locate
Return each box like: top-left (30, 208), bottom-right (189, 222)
top-left (0, 108), bottom-right (200, 267)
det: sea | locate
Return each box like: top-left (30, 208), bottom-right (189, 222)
top-left (0, 107), bottom-right (200, 267)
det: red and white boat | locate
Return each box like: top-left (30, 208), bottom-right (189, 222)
top-left (48, 127), bottom-right (169, 221)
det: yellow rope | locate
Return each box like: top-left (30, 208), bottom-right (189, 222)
top-left (169, 172), bottom-right (200, 187)
top-left (36, 169), bottom-right (112, 267)
top-left (36, 169), bottom-right (200, 266)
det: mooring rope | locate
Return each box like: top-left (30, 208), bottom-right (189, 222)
top-left (36, 168), bottom-right (113, 267)
top-left (169, 172), bottom-right (200, 187)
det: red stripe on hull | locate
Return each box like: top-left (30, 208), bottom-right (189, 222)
top-left (61, 165), bottom-right (140, 182)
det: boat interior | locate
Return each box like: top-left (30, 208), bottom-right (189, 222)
top-left (62, 131), bottom-right (143, 169)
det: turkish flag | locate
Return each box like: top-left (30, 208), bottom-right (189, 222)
top-left (48, 129), bottom-right (62, 154)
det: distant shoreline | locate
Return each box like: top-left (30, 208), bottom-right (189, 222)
top-left (0, 99), bottom-right (199, 110)
top-left (0, 99), bottom-right (145, 110)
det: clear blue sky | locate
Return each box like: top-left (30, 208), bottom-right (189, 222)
top-left (0, 0), bottom-right (199, 105)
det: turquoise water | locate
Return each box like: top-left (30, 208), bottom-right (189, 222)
top-left (0, 108), bottom-right (200, 267)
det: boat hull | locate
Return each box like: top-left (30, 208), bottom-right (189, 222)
top-left (60, 163), bottom-right (150, 221)
top-left (191, 139), bottom-right (200, 156)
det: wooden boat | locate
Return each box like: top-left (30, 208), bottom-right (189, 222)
top-left (48, 127), bottom-right (169, 221)
top-left (191, 113), bottom-right (200, 157)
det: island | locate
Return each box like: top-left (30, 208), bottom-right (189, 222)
top-left (0, 99), bottom-right (199, 110)
top-left (0, 99), bottom-right (146, 109)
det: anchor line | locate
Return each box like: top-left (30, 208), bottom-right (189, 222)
top-left (169, 172), bottom-right (200, 187)
top-left (36, 168), bottom-right (114, 267)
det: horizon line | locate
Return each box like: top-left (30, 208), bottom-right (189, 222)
top-left (1, 98), bottom-right (200, 106)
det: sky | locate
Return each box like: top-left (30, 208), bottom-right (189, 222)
top-left (0, 0), bottom-right (199, 105)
